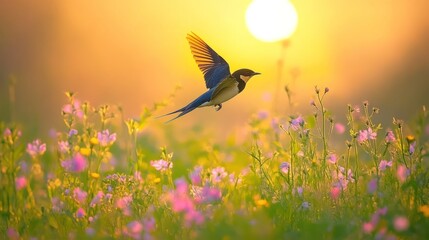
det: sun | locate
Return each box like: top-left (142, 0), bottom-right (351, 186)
top-left (246, 0), bottom-right (298, 42)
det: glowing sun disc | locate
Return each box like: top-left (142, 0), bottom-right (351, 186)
top-left (246, 0), bottom-right (298, 42)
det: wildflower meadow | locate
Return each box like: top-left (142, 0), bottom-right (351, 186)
top-left (1, 87), bottom-right (429, 239)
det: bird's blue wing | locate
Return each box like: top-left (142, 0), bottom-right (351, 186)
top-left (187, 33), bottom-right (231, 89)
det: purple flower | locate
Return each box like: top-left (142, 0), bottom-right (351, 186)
top-left (15, 176), bottom-right (27, 190)
top-left (367, 178), bottom-right (377, 194)
top-left (76, 207), bottom-right (86, 218)
top-left (385, 130), bottom-right (396, 143)
top-left (97, 129), bottom-right (117, 147)
top-left (150, 159), bottom-right (172, 172)
top-left (409, 142), bottom-right (416, 155)
top-left (280, 162), bottom-right (290, 174)
top-left (295, 186), bottom-right (303, 197)
top-left (52, 197), bottom-right (64, 212)
top-left (73, 187), bottom-right (88, 204)
top-left (26, 139), bottom-right (46, 158)
top-left (211, 167), bottom-right (227, 183)
top-left (69, 129), bottom-right (78, 136)
top-left (290, 116), bottom-right (304, 131)
top-left (61, 153), bottom-right (88, 173)
top-left (143, 216), bottom-right (156, 232)
top-left (378, 160), bottom-right (393, 171)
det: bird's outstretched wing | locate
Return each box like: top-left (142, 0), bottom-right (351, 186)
top-left (187, 32), bottom-right (231, 89)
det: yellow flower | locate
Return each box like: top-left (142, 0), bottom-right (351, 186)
top-left (74, 145), bottom-right (80, 152)
top-left (406, 135), bottom-right (415, 143)
top-left (256, 199), bottom-right (269, 207)
top-left (80, 147), bottom-right (91, 156)
top-left (153, 178), bottom-right (161, 184)
top-left (53, 178), bottom-right (61, 187)
top-left (419, 205), bottom-right (429, 217)
top-left (90, 172), bottom-right (100, 179)
top-left (90, 137), bottom-right (99, 145)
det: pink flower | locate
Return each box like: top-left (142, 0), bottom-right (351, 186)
top-left (58, 141), bottom-right (70, 153)
top-left (76, 207), bottom-right (86, 218)
top-left (290, 116), bottom-right (304, 131)
top-left (367, 128), bottom-right (377, 140)
top-left (184, 209), bottom-right (204, 226)
top-left (73, 187), bottom-right (88, 204)
top-left (61, 153), bottom-right (88, 173)
top-left (167, 178), bottom-right (204, 226)
top-left (190, 166), bottom-right (203, 185)
top-left (195, 186), bottom-right (222, 203)
top-left (362, 222), bottom-right (375, 234)
top-left (62, 99), bottom-right (83, 119)
top-left (124, 221), bottom-right (143, 239)
top-left (385, 130), bottom-right (396, 143)
top-left (7, 227), bottom-right (19, 240)
top-left (367, 178), bottom-right (377, 194)
top-left (97, 129), bottom-right (117, 147)
top-left (357, 128), bottom-right (377, 143)
top-left (334, 123), bottom-right (345, 134)
top-left (116, 195), bottom-right (133, 216)
top-left (90, 191), bottom-right (104, 207)
top-left (211, 167), bottom-right (227, 183)
top-left (357, 130), bottom-right (368, 143)
top-left (280, 162), bottom-right (290, 174)
top-left (150, 159), bottom-right (172, 172)
top-left (26, 139), bottom-right (46, 158)
top-left (378, 160), bottom-right (393, 171)
top-left (330, 186), bottom-right (341, 200)
top-left (327, 154), bottom-right (338, 164)
top-left (15, 176), bottom-right (27, 190)
top-left (394, 216), bottom-right (409, 231)
top-left (397, 165), bottom-right (409, 183)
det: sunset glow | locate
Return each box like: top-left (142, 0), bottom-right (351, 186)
top-left (245, 0), bottom-right (298, 42)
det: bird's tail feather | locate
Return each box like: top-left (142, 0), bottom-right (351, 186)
top-left (164, 107), bottom-right (196, 123)
top-left (155, 107), bottom-right (186, 119)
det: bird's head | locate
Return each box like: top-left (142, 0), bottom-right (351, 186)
top-left (232, 68), bottom-right (260, 83)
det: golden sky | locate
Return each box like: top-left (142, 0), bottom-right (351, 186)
top-left (0, 0), bottom-right (428, 136)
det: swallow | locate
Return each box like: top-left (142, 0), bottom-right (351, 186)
top-left (159, 32), bottom-right (260, 122)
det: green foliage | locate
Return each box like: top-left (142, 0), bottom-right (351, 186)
top-left (0, 88), bottom-right (429, 239)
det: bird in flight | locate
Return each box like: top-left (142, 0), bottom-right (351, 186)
top-left (159, 33), bottom-right (260, 122)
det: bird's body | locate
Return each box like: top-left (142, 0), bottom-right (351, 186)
top-left (159, 33), bottom-right (260, 122)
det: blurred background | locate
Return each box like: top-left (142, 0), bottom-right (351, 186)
top-left (1, 0), bottom-right (428, 139)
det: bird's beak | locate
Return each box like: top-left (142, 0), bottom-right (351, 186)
top-left (252, 72), bottom-right (261, 76)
